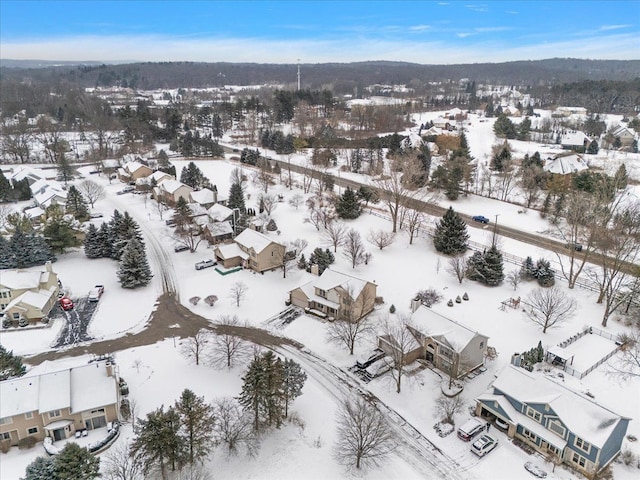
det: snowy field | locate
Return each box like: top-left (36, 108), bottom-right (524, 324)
top-left (1, 109), bottom-right (640, 479)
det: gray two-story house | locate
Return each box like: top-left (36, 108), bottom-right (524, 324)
top-left (475, 366), bottom-right (630, 475)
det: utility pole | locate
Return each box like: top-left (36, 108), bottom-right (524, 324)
top-left (492, 214), bottom-right (500, 247)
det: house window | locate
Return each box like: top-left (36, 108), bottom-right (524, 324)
top-left (526, 406), bottom-right (542, 423)
top-left (13, 312), bottom-right (20, 319)
top-left (317, 289), bottom-right (327, 299)
top-left (24, 412), bottom-right (33, 420)
top-left (27, 427), bottom-right (38, 435)
top-left (0, 417), bottom-right (12, 425)
top-left (572, 452), bottom-right (587, 467)
top-left (548, 445), bottom-right (559, 455)
top-left (522, 428), bottom-right (537, 442)
top-left (575, 437), bottom-right (591, 455)
top-left (0, 432), bottom-right (10, 441)
top-left (548, 420), bottom-right (566, 438)
top-left (48, 410), bottom-right (61, 419)
top-left (439, 346), bottom-right (453, 358)
top-left (479, 341), bottom-right (484, 349)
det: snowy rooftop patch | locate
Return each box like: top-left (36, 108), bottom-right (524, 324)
top-left (410, 306), bottom-right (487, 352)
top-left (313, 268), bottom-right (369, 299)
top-left (0, 270), bottom-right (44, 290)
top-left (207, 203), bottom-right (233, 221)
top-left (190, 188), bottom-right (216, 205)
top-left (234, 228), bottom-right (277, 253)
top-left (543, 153), bottom-right (588, 174)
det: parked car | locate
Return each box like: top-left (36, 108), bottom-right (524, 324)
top-left (472, 215), bottom-right (490, 224)
top-left (174, 244), bottom-right (189, 253)
top-left (565, 242), bottom-right (583, 252)
top-left (494, 417), bottom-right (509, 431)
top-left (89, 285), bottom-right (105, 302)
top-left (470, 434), bottom-right (498, 457)
top-left (59, 297), bottom-right (74, 311)
top-left (117, 186), bottom-right (135, 195)
top-left (524, 462), bottom-right (548, 478)
top-left (433, 422), bottom-right (455, 438)
top-left (165, 218), bottom-right (177, 227)
top-left (90, 212), bottom-right (103, 218)
top-left (457, 418), bottom-right (485, 441)
top-left (195, 259), bottom-right (216, 270)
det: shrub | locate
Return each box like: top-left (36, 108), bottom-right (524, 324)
top-left (389, 304), bottom-right (396, 314)
top-left (18, 436), bottom-right (37, 450)
top-left (189, 296), bottom-right (201, 306)
top-left (0, 440), bottom-right (10, 453)
top-left (415, 288), bottom-right (443, 308)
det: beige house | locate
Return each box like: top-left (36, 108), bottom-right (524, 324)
top-left (0, 359), bottom-right (121, 446)
top-left (611, 125), bottom-right (636, 147)
top-left (406, 305), bottom-right (489, 379)
top-left (135, 170), bottom-right (173, 190)
top-left (288, 268), bottom-right (377, 321)
top-left (0, 262), bottom-right (60, 325)
top-left (214, 228), bottom-right (285, 273)
top-left (154, 179), bottom-right (193, 206)
top-left (117, 161), bottom-right (153, 183)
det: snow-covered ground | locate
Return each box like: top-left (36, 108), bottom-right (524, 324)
top-left (1, 109), bottom-right (640, 479)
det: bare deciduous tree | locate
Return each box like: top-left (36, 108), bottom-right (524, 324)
top-left (434, 393), bottom-right (466, 424)
top-left (343, 229), bottom-right (366, 268)
top-left (414, 288), bottom-right (443, 307)
top-left (180, 329), bottom-right (211, 366)
top-left (213, 397), bottom-right (258, 457)
top-left (210, 315), bottom-right (251, 369)
top-left (258, 192), bottom-right (278, 215)
top-left (229, 167), bottom-right (246, 187)
top-left (447, 256), bottom-right (467, 284)
top-left (366, 229), bottom-right (396, 250)
top-left (229, 281), bottom-right (248, 307)
top-left (322, 221), bottom-right (348, 252)
top-left (326, 284), bottom-right (376, 354)
top-left (403, 208), bottom-right (424, 245)
top-left (103, 440), bottom-right (144, 480)
top-left (334, 399), bottom-right (394, 470)
top-left (607, 331), bottom-right (640, 379)
top-left (525, 287), bottom-right (577, 333)
top-left (79, 179), bottom-right (105, 208)
top-left (506, 269), bottom-right (522, 291)
top-left (288, 193), bottom-right (304, 209)
top-left (380, 314), bottom-right (416, 393)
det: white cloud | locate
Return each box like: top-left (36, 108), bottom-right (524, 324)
top-left (2, 32), bottom-right (638, 64)
top-left (598, 24), bottom-right (632, 31)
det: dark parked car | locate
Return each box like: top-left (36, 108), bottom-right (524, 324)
top-left (472, 215), bottom-right (490, 224)
top-left (174, 245), bottom-right (189, 253)
top-left (565, 243), bottom-right (583, 252)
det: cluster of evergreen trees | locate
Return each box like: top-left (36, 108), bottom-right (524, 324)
top-left (238, 351), bottom-right (307, 430)
top-left (0, 345), bottom-right (26, 381)
top-left (179, 161), bottom-right (213, 190)
top-left (23, 443), bottom-right (100, 480)
top-left (335, 187), bottom-right (362, 219)
top-left (83, 210), bottom-right (152, 288)
top-left (0, 170), bottom-right (31, 202)
top-left (131, 389), bottom-right (215, 477)
top-left (0, 230), bottom-right (55, 269)
top-left (521, 256), bottom-right (555, 287)
top-left (178, 130), bottom-right (224, 158)
top-left (298, 247), bottom-right (335, 274)
top-left (239, 148), bottom-right (262, 166)
top-left (260, 129), bottom-right (295, 154)
top-left (466, 245), bottom-right (505, 286)
top-left (430, 132), bottom-right (475, 200)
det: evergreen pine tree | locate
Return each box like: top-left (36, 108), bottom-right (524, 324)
top-left (117, 238), bottom-right (153, 288)
top-left (262, 352), bottom-right (285, 427)
top-left (97, 223), bottom-right (112, 258)
top-left (10, 232), bottom-right (54, 268)
top-left (112, 212), bottom-right (144, 260)
top-left (43, 205), bottom-right (80, 254)
top-left (0, 170), bottom-right (11, 202)
top-left (65, 185), bottom-right (89, 220)
top-left (281, 358), bottom-right (307, 418)
top-left (297, 253), bottom-right (307, 270)
top-left (483, 245), bottom-right (505, 286)
top-left (0, 344), bottom-right (27, 380)
top-left (535, 258), bottom-right (555, 287)
top-left (0, 235), bottom-right (16, 269)
top-left (23, 456), bottom-right (56, 480)
top-left (131, 406), bottom-right (187, 477)
top-left (433, 207), bottom-right (469, 255)
top-left (266, 219), bottom-right (278, 231)
top-left (228, 182), bottom-right (246, 212)
top-left (83, 224), bottom-right (101, 258)
top-left (174, 389), bottom-right (216, 465)
top-left (614, 164), bottom-right (628, 189)
top-left (521, 256), bottom-right (536, 280)
top-left (308, 247), bottom-right (335, 274)
top-left (336, 187), bottom-right (362, 219)
top-left (466, 251), bottom-right (487, 283)
top-left (54, 443), bottom-right (100, 480)
top-left (238, 354), bottom-right (267, 431)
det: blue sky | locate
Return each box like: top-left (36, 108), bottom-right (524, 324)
top-left (1, 1), bottom-right (638, 64)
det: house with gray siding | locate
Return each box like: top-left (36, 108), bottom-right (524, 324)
top-left (475, 366), bottom-right (630, 475)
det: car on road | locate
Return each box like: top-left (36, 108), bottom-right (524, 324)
top-left (89, 285), bottom-right (105, 302)
top-left (195, 259), bottom-right (216, 270)
top-left (470, 434), bottom-right (498, 457)
top-left (524, 461), bottom-right (548, 478)
top-left (472, 215), bottom-right (490, 224)
top-left (174, 244), bottom-right (189, 253)
top-left (90, 212), bottom-right (103, 218)
top-left (59, 297), bottom-right (74, 311)
top-left (565, 242), bottom-right (583, 252)
top-left (117, 186), bottom-right (135, 195)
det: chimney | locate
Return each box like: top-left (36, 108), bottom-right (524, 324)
top-left (45, 261), bottom-right (53, 273)
top-left (105, 362), bottom-right (114, 377)
top-left (410, 297), bottom-right (421, 313)
top-left (310, 264), bottom-right (319, 276)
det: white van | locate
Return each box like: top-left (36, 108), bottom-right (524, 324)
top-left (457, 417), bottom-right (485, 441)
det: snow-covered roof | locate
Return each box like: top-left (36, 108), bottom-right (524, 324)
top-left (23, 206), bottom-right (45, 219)
top-left (190, 188), bottom-right (215, 205)
top-left (491, 366), bottom-right (627, 448)
top-left (207, 203), bottom-right (233, 222)
top-left (10, 166), bottom-right (46, 183)
top-left (160, 179), bottom-right (190, 194)
top-left (0, 270), bottom-right (42, 290)
top-left (29, 179), bottom-right (50, 195)
top-left (34, 187), bottom-right (67, 207)
top-left (544, 154), bottom-right (588, 175)
top-left (186, 202), bottom-right (208, 217)
top-left (560, 131), bottom-right (589, 147)
top-left (411, 306), bottom-right (486, 352)
top-left (216, 242), bottom-right (248, 260)
top-left (234, 228), bottom-right (276, 253)
top-left (313, 268), bottom-right (369, 299)
top-left (123, 161), bottom-right (149, 175)
top-left (205, 221), bottom-right (233, 237)
top-left (101, 159), bottom-right (120, 169)
top-left (400, 132), bottom-right (424, 150)
top-left (0, 360), bottom-right (118, 418)
top-left (297, 281), bottom-right (340, 309)
top-left (5, 290), bottom-right (53, 311)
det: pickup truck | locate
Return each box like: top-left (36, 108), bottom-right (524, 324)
top-left (195, 260), bottom-right (217, 270)
top-left (89, 285), bottom-right (105, 302)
